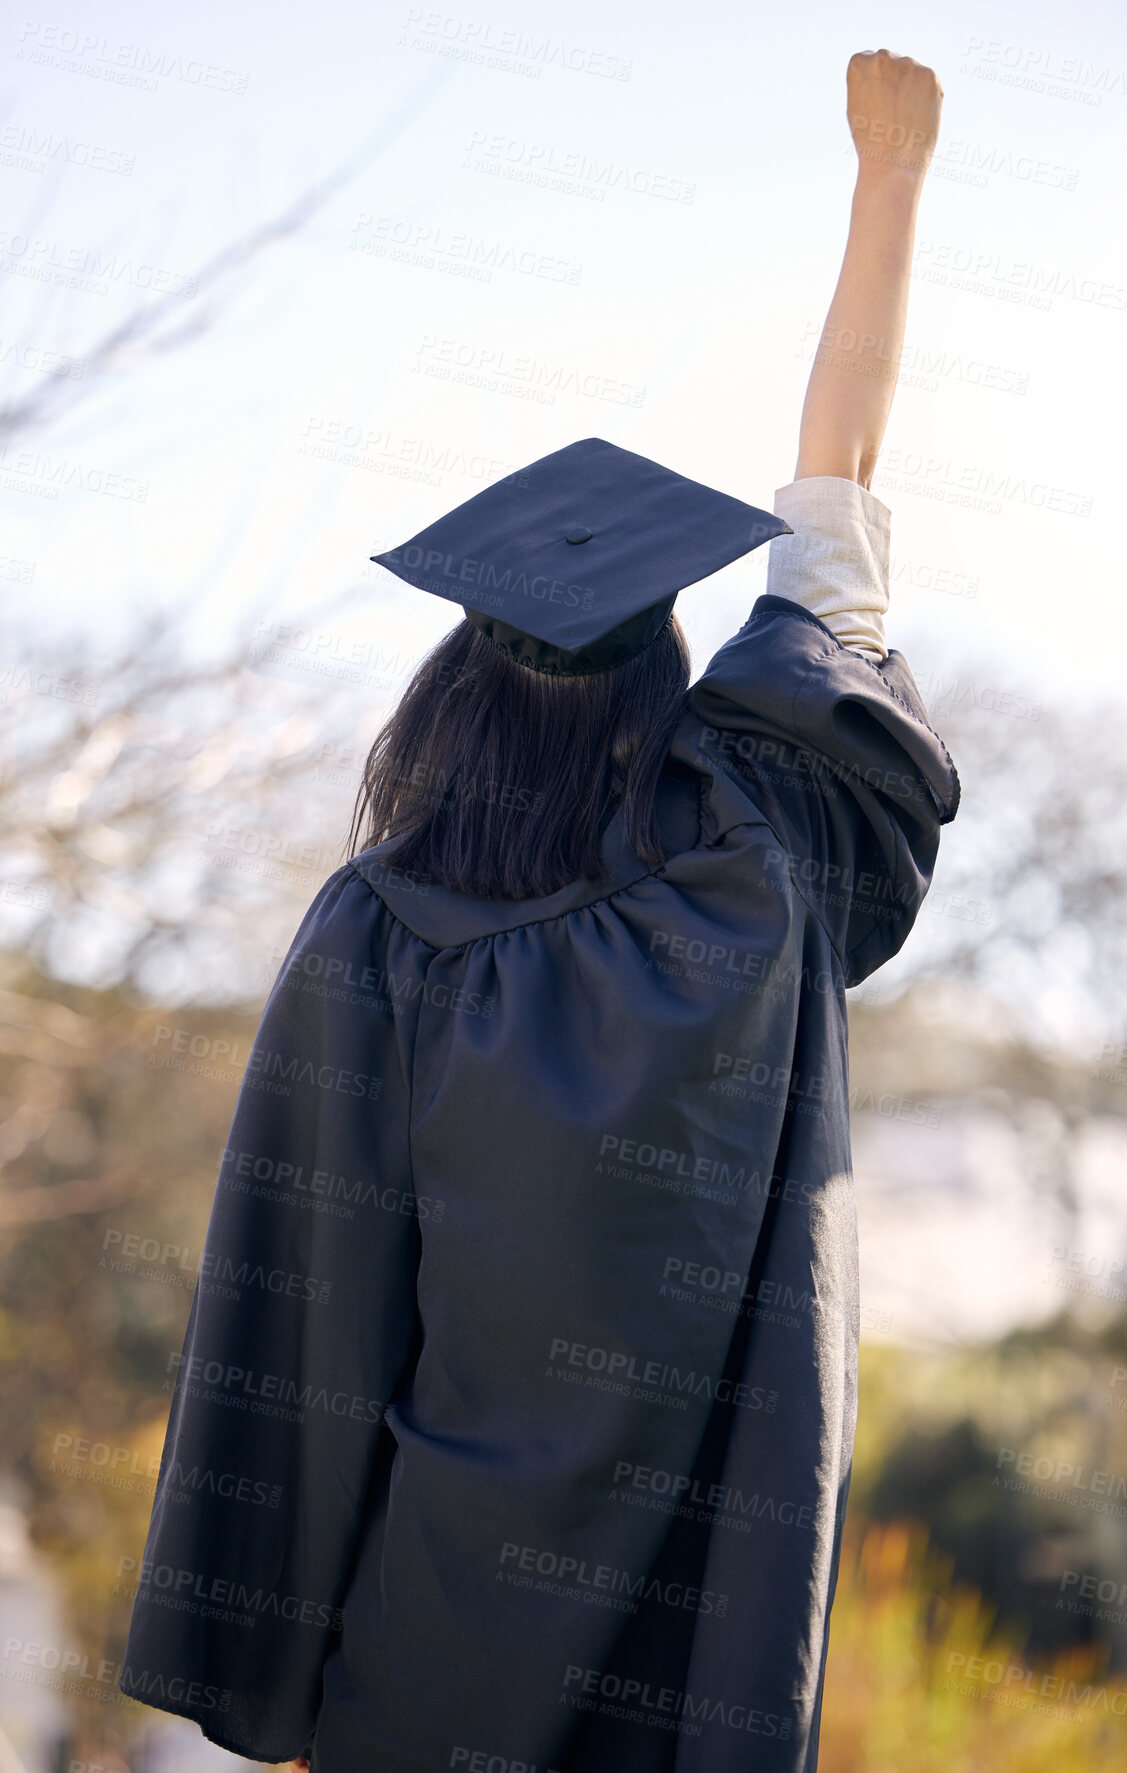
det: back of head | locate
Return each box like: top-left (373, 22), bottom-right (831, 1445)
top-left (347, 614), bottom-right (691, 900)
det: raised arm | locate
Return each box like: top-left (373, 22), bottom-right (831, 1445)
top-left (794, 49), bottom-right (943, 488)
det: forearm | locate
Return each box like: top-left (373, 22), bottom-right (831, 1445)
top-left (794, 165), bottom-right (924, 489)
top-left (793, 49), bottom-right (942, 489)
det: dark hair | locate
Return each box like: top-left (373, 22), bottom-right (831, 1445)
top-left (345, 615), bottom-right (692, 899)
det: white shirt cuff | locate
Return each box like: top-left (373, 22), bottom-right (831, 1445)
top-left (764, 475), bottom-right (892, 662)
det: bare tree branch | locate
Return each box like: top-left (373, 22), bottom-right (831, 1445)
top-left (0, 155), bottom-right (366, 440)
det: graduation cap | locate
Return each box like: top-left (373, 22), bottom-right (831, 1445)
top-left (370, 436), bottom-right (791, 676)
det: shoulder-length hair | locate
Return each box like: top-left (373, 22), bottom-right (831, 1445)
top-left (346, 614), bottom-right (691, 899)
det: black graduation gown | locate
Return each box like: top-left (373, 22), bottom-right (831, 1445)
top-left (119, 592), bottom-right (960, 1771)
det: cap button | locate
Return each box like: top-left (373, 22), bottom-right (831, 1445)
top-left (565, 525), bottom-right (593, 544)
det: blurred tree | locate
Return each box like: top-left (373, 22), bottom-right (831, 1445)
top-left (821, 1513), bottom-right (1127, 1772)
top-left (853, 1320), bottom-right (1127, 1670)
top-left (849, 680), bottom-right (1127, 1046)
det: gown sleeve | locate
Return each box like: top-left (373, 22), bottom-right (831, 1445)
top-left (119, 863), bottom-right (420, 1763)
top-left (688, 577), bottom-right (961, 987)
top-left (761, 473), bottom-right (892, 661)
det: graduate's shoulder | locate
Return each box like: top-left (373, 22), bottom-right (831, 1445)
top-left (689, 592), bottom-right (875, 723)
top-left (686, 593), bottom-right (960, 826)
top-left (343, 839), bottom-right (435, 903)
top-left (329, 844), bottom-right (447, 939)
top-left (283, 847), bottom-right (420, 956)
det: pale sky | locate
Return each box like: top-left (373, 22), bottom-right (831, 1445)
top-left (3, 0), bottom-right (1126, 710)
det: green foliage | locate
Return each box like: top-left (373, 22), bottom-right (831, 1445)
top-left (823, 1515), bottom-right (1127, 1770)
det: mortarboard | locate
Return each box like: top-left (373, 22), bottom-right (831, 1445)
top-left (370, 437), bottom-right (791, 677)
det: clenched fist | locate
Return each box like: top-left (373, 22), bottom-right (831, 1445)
top-left (847, 49), bottom-right (943, 178)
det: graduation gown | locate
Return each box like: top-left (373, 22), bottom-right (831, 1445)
top-left (120, 592), bottom-right (960, 1771)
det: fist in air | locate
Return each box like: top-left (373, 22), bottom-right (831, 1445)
top-left (847, 49), bottom-right (943, 177)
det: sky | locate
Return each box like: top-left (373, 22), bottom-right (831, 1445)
top-left (3, 0), bottom-right (1127, 713)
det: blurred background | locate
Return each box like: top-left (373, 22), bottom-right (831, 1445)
top-left (2, 0), bottom-right (1126, 1767)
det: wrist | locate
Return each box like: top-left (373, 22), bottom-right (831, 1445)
top-left (853, 154), bottom-right (929, 198)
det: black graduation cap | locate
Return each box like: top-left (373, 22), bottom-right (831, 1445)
top-left (370, 436), bottom-right (792, 676)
